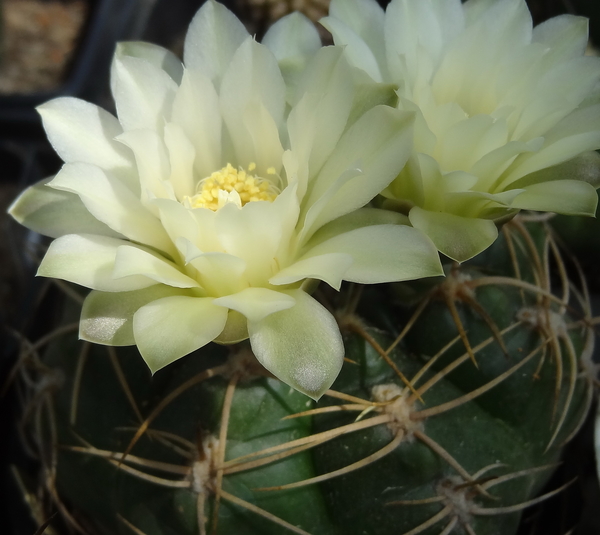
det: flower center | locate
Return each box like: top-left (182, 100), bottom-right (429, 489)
top-left (185, 163), bottom-right (279, 211)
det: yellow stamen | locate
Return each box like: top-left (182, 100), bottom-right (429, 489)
top-left (184, 163), bottom-right (279, 211)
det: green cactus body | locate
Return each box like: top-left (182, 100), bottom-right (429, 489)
top-left (16, 217), bottom-right (595, 535)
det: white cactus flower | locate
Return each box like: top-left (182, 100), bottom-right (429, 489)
top-left (322, 0), bottom-right (600, 262)
top-left (9, 1), bottom-right (443, 399)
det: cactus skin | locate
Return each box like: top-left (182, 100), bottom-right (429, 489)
top-left (18, 217), bottom-right (594, 535)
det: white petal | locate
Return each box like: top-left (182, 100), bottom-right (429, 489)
top-left (133, 296), bottom-right (228, 372)
top-left (408, 206), bottom-right (498, 263)
top-left (118, 129), bottom-right (173, 206)
top-left (269, 253), bottom-right (353, 290)
top-left (38, 234), bottom-right (155, 291)
top-left (214, 191), bottom-right (298, 285)
top-left (80, 286), bottom-right (186, 346)
top-left (263, 12), bottom-right (321, 103)
top-left (8, 178), bottom-right (121, 239)
top-left (533, 15), bottom-right (588, 61)
top-left (37, 97), bottom-right (132, 171)
top-left (242, 102), bottom-right (284, 177)
top-left (307, 207), bottom-right (410, 247)
top-left (113, 41), bottom-right (183, 84)
top-left (48, 162), bottom-right (172, 251)
top-left (183, 0), bottom-right (249, 85)
top-left (321, 14), bottom-right (385, 83)
top-left (214, 287), bottom-right (296, 323)
top-left (302, 105), bottom-right (414, 237)
top-left (248, 290), bottom-right (343, 400)
top-left (154, 198), bottom-right (199, 246)
top-left (510, 180), bottom-right (598, 216)
top-left (171, 70), bottom-right (222, 178)
top-left (287, 47), bottom-right (354, 184)
top-left (385, 0), bottom-right (464, 80)
top-left (189, 252), bottom-right (247, 296)
top-left (111, 47), bottom-right (178, 132)
top-left (220, 39), bottom-right (286, 169)
top-left (113, 246), bottom-right (200, 288)
top-left (302, 224), bottom-right (443, 284)
top-left (263, 11), bottom-right (321, 64)
top-left (329, 0), bottom-right (386, 70)
top-left (164, 122), bottom-right (196, 201)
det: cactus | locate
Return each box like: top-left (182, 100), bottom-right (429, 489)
top-left (11, 215), bottom-right (596, 535)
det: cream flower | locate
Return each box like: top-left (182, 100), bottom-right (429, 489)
top-left (322, 0), bottom-right (600, 262)
top-left (9, 1), bottom-right (443, 399)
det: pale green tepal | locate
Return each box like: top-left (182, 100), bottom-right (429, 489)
top-left (322, 0), bottom-right (600, 262)
top-left (9, 1), bottom-right (443, 400)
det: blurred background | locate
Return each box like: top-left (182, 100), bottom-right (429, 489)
top-left (0, 0), bottom-right (599, 534)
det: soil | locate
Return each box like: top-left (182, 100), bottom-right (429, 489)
top-left (0, 0), bottom-right (88, 94)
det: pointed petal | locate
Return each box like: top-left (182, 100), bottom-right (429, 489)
top-left (37, 234), bottom-right (155, 291)
top-left (302, 224), bottom-right (443, 284)
top-left (248, 290), bottom-right (343, 400)
top-left (80, 286), bottom-right (186, 346)
top-left (183, 0), bottom-right (249, 85)
top-left (302, 105), bottom-right (414, 237)
top-left (533, 15), bottom-right (589, 61)
top-left (48, 162), bottom-right (172, 251)
top-left (111, 44), bottom-right (178, 132)
top-left (409, 206), bottom-right (498, 263)
top-left (113, 246), bottom-right (200, 288)
top-left (214, 288), bottom-right (296, 323)
top-left (220, 38), bottom-right (285, 170)
top-left (164, 122), bottom-right (196, 201)
top-left (510, 180), bottom-right (598, 216)
top-left (113, 41), bottom-right (183, 84)
top-left (133, 296), bottom-right (228, 372)
top-left (37, 97), bottom-right (132, 171)
top-left (118, 129), bottom-right (173, 206)
top-left (8, 178), bottom-right (121, 238)
top-left (263, 12), bottom-right (321, 102)
top-left (287, 47), bottom-right (355, 182)
top-left (307, 207), bottom-right (410, 248)
top-left (189, 252), bottom-right (247, 296)
top-left (269, 253), bottom-right (353, 290)
top-left (171, 70), bottom-right (222, 179)
top-left (322, 15), bottom-right (385, 82)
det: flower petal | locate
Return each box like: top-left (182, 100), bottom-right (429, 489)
top-left (307, 207), bottom-right (410, 248)
top-left (269, 253), bottom-right (354, 290)
top-left (48, 162), bottom-right (172, 252)
top-left (510, 180), bottom-right (598, 216)
top-left (302, 105), bottom-right (415, 237)
top-left (8, 178), bottom-right (121, 239)
top-left (37, 97), bottom-right (132, 171)
top-left (164, 122), bottom-right (196, 201)
top-left (113, 246), bottom-right (200, 288)
top-left (532, 15), bottom-right (588, 61)
top-left (262, 12), bottom-right (321, 102)
top-left (171, 70), bottom-right (222, 179)
top-left (220, 38), bottom-right (286, 171)
top-left (287, 47), bottom-right (355, 185)
top-left (322, 0), bottom-right (386, 83)
top-left (117, 129), bottom-right (173, 207)
top-left (80, 286), bottom-right (187, 346)
top-left (133, 296), bottom-right (228, 373)
top-left (248, 290), bottom-right (343, 400)
top-left (37, 234), bottom-right (155, 291)
top-left (113, 41), bottom-right (183, 84)
top-left (214, 287), bottom-right (296, 323)
top-left (183, 0), bottom-right (249, 85)
top-left (302, 224), bottom-right (443, 284)
top-left (408, 206), bottom-right (498, 263)
top-left (111, 44), bottom-right (178, 132)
